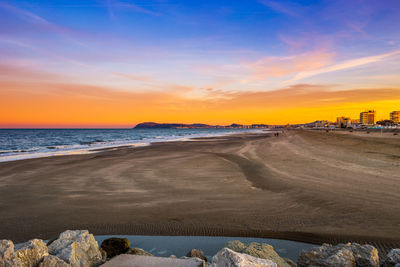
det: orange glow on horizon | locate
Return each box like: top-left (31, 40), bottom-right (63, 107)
top-left (1, 81), bottom-right (399, 128)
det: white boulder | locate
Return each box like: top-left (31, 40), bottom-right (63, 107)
top-left (211, 247), bottom-right (277, 267)
top-left (48, 230), bottom-right (102, 267)
top-left (224, 240), bottom-right (293, 267)
top-left (100, 254), bottom-right (205, 267)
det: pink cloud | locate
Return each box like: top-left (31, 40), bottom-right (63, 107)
top-left (290, 49), bottom-right (400, 82)
top-left (246, 51), bottom-right (334, 80)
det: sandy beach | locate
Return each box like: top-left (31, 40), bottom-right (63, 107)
top-left (0, 130), bottom-right (399, 253)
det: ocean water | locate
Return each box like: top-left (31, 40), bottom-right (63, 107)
top-left (0, 128), bottom-right (261, 162)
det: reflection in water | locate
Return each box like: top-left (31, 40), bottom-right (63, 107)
top-left (95, 235), bottom-right (315, 262)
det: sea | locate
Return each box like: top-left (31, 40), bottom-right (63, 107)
top-left (0, 128), bottom-right (262, 162)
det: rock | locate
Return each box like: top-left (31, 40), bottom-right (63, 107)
top-left (283, 257), bottom-right (297, 267)
top-left (298, 243), bottom-right (354, 267)
top-left (98, 248), bottom-right (107, 263)
top-left (46, 238), bottom-right (57, 247)
top-left (382, 249), bottom-right (400, 267)
top-left (225, 241), bottom-right (246, 252)
top-left (127, 247), bottom-right (152, 256)
top-left (48, 230), bottom-right (102, 267)
top-left (211, 248), bottom-right (277, 267)
top-left (225, 240), bottom-right (291, 267)
top-left (0, 240), bottom-right (14, 261)
top-left (0, 240), bottom-right (23, 267)
top-left (187, 249), bottom-right (207, 262)
top-left (0, 257), bottom-right (23, 267)
top-left (14, 239), bottom-right (49, 267)
top-left (39, 255), bottom-right (71, 267)
top-left (349, 243), bottom-right (379, 267)
top-left (181, 256), bottom-right (205, 262)
top-left (298, 243), bottom-right (379, 267)
top-left (100, 238), bottom-right (130, 259)
top-left (100, 254), bottom-right (205, 267)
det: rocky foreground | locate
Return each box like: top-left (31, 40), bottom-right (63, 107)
top-left (1, 230), bottom-right (400, 267)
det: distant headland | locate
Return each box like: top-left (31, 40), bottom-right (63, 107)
top-left (133, 121), bottom-right (322, 129)
top-left (133, 122), bottom-right (271, 129)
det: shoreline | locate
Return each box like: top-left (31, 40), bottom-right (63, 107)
top-left (0, 128), bottom-right (264, 163)
top-left (0, 130), bottom-right (399, 255)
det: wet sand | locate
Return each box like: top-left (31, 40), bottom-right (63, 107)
top-left (0, 130), bottom-right (399, 253)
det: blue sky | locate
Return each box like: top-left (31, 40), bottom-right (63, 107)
top-left (1, 0), bottom-right (400, 126)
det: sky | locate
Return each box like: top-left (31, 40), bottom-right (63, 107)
top-left (0, 0), bottom-right (400, 127)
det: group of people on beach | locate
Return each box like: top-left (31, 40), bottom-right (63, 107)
top-left (274, 132), bottom-right (280, 137)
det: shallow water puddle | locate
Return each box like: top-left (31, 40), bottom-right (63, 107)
top-left (94, 235), bottom-right (315, 262)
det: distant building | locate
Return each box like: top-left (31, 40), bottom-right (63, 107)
top-left (314, 120), bottom-right (329, 128)
top-left (377, 120), bottom-right (395, 126)
top-left (390, 111), bottom-right (399, 124)
top-left (350, 119), bottom-right (361, 128)
top-left (360, 110), bottom-right (376, 125)
top-left (336, 117), bottom-right (351, 128)
top-left (251, 124), bottom-right (269, 129)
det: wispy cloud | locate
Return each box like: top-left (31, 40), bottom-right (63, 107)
top-left (0, 2), bottom-right (49, 25)
top-left (290, 49), bottom-right (400, 82)
top-left (258, 0), bottom-right (303, 17)
top-left (0, 2), bottom-right (87, 48)
top-left (0, 62), bottom-right (65, 82)
top-left (104, 0), bottom-right (160, 18)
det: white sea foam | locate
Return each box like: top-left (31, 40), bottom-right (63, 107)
top-left (0, 129), bottom-right (264, 162)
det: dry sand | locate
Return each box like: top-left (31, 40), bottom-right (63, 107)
top-left (334, 129), bottom-right (400, 139)
top-left (0, 130), bottom-right (399, 253)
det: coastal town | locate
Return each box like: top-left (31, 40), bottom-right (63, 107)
top-left (134, 110), bottom-right (400, 130)
top-left (309, 110), bottom-right (400, 130)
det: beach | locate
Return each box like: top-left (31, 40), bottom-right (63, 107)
top-left (0, 130), bottom-right (399, 252)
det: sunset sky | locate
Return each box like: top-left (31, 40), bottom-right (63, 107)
top-left (1, 0), bottom-right (400, 127)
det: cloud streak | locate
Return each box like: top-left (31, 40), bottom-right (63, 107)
top-left (0, 2), bottom-right (49, 24)
top-left (104, 0), bottom-right (161, 18)
top-left (290, 49), bottom-right (400, 82)
top-left (258, 0), bottom-right (303, 17)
